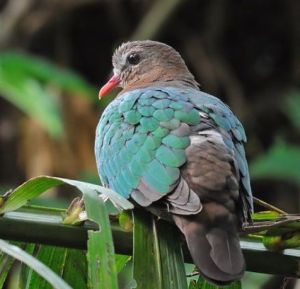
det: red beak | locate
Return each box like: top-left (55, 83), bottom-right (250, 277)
top-left (99, 75), bottom-right (120, 98)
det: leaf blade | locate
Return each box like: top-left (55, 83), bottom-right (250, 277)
top-left (189, 275), bottom-right (242, 289)
top-left (156, 220), bottom-right (188, 289)
top-left (84, 188), bottom-right (119, 289)
top-left (0, 239), bottom-right (72, 289)
top-left (62, 249), bottom-right (88, 289)
top-left (133, 210), bottom-right (162, 289)
top-left (133, 210), bottom-right (187, 289)
top-left (0, 251), bottom-right (15, 288)
top-left (0, 175), bottom-right (133, 214)
top-left (23, 245), bottom-right (68, 289)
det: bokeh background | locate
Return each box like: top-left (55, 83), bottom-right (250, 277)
top-left (0, 0), bottom-right (299, 288)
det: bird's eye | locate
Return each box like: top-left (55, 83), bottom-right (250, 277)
top-left (127, 53), bottom-right (140, 65)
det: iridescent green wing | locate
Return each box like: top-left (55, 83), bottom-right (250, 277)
top-left (95, 88), bottom-right (201, 207)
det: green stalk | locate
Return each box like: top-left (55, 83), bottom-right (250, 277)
top-left (1, 207), bottom-right (300, 278)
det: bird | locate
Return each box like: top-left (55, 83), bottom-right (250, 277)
top-left (95, 40), bottom-right (253, 285)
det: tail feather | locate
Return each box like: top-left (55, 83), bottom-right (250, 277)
top-left (206, 228), bottom-right (244, 275)
top-left (173, 215), bottom-right (245, 285)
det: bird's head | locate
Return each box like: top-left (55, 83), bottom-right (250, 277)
top-left (99, 40), bottom-right (198, 98)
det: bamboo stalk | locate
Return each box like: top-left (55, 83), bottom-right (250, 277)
top-left (0, 208), bottom-right (300, 278)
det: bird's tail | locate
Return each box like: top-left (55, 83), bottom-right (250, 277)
top-left (173, 203), bottom-right (245, 285)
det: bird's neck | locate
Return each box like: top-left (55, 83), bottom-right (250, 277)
top-left (121, 67), bottom-right (199, 94)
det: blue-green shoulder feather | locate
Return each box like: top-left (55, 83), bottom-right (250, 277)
top-left (95, 87), bottom-right (253, 214)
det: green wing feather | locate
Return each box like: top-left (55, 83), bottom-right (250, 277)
top-left (95, 86), bottom-right (252, 215)
top-left (95, 88), bottom-right (197, 202)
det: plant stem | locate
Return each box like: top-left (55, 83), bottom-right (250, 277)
top-left (253, 197), bottom-right (286, 214)
top-left (1, 207), bottom-right (300, 278)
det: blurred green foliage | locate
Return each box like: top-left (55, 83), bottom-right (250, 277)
top-left (0, 52), bottom-right (97, 138)
top-left (250, 90), bottom-right (300, 184)
top-left (285, 90), bottom-right (300, 129)
top-left (250, 140), bottom-right (300, 183)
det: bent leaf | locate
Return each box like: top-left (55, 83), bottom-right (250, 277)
top-left (0, 175), bottom-right (133, 214)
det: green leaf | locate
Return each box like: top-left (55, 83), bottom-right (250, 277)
top-left (115, 254), bottom-right (131, 274)
top-left (189, 276), bottom-right (242, 289)
top-left (84, 188), bottom-right (119, 289)
top-left (188, 277), bottom-right (203, 289)
top-left (0, 239), bottom-right (71, 289)
top-left (0, 56), bottom-right (61, 138)
top-left (252, 211), bottom-right (282, 221)
top-left (20, 245), bottom-right (88, 289)
top-left (0, 52), bottom-right (97, 138)
top-left (157, 221), bottom-right (187, 289)
top-left (118, 259), bottom-right (136, 289)
top-left (156, 219), bottom-right (188, 289)
top-left (20, 243), bottom-right (36, 288)
top-left (61, 249), bottom-right (88, 289)
top-left (0, 176), bottom-right (133, 289)
top-left (0, 176), bottom-right (133, 288)
top-left (0, 250), bottom-right (15, 288)
top-left (284, 90), bottom-right (300, 128)
top-left (250, 141), bottom-right (300, 183)
top-left (23, 245), bottom-right (67, 289)
top-left (0, 175), bottom-right (133, 214)
top-left (133, 210), bottom-right (162, 289)
top-left (0, 52), bottom-right (96, 98)
top-left (133, 210), bottom-right (187, 289)
top-left (242, 272), bottom-right (271, 289)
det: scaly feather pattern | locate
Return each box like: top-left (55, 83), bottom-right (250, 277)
top-left (95, 40), bottom-right (253, 285)
top-left (95, 86), bottom-right (252, 218)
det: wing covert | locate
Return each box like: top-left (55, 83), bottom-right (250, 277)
top-left (95, 88), bottom-right (197, 206)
